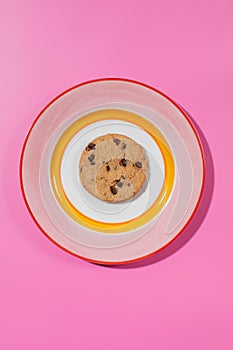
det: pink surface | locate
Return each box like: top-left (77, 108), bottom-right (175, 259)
top-left (0, 0), bottom-right (232, 349)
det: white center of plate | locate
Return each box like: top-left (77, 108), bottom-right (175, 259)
top-left (60, 119), bottom-right (165, 223)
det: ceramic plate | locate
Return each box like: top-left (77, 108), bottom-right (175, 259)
top-left (20, 78), bottom-right (205, 264)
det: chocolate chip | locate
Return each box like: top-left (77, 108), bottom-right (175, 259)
top-left (91, 162), bottom-right (95, 165)
top-left (110, 186), bottom-right (118, 195)
top-left (117, 181), bottom-right (123, 188)
top-left (127, 183), bottom-right (131, 186)
top-left (113, 138), bottom-right (120, 145)
top-left (85, 142), bottom-right (96, 151)
top-left (106, 165), bottom-right (110, 171)
top-left (135, 161), bottom-right (142, 168)
top-left (122, 143), bottom-right (127, 149)
top-left (88, 154), bottom-right (95, 162)
top-left (119, 158), bottom-right (127, 167)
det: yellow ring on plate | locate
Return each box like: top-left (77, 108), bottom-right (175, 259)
top-left (50, 109), bottom-right (175, 233)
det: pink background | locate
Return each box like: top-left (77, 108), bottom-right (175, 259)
top-left (1, 0), bottom-right (233, 349)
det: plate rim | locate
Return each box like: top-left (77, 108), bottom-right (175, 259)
top-left (19, 77), bottom-right (206, 265)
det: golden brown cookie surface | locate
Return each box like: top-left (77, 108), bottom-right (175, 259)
top-left (95, 158), bottom-right (147, 202)
top-left (79, 134), bottom-right (148, 202)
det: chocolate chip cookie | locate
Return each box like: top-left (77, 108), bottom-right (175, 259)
top-left (79, 134), bottom-right (148, 202)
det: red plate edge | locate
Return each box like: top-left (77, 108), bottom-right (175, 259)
top-left (19, 77), bottom-right (206, 266)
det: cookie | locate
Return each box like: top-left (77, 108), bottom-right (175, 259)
top-left (96, 158), bottom-right (147, 202)
top-left (79, 134), bottom-right (148, 202)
